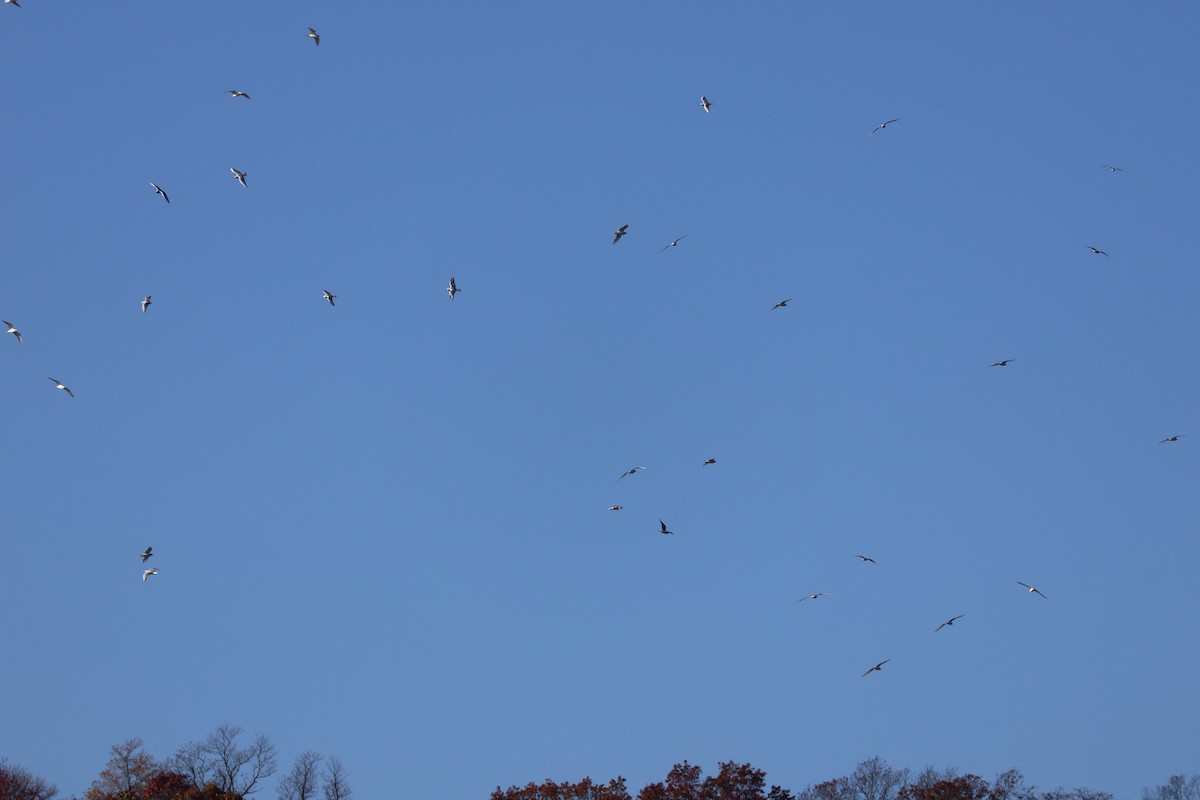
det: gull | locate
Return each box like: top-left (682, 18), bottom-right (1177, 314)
top-left (703, 458), bottom-right (717, 466)
top-left (149, 182), bottom-right (170, 204)
top-left (657, 518), bottom-right (674, 535)
top-left (935, 614), bottom-right (965, 632)
top-left (141, 296), bottom-right (152, 313)
top-left (447, 277), bottom-right (460, 301)
top-left (617, 466), bottom-right (645, 480)
top-left (855, 554), bottom-right (876, 564)
top-left (870, 118), bottom-right (900, 135)
top-left (323, 290), bottom-right (336, 307)
top-left (1087, 246), bottom-right (1109, 256)
top-left (141, 547), bottom-right (154, 563)
top-left (862, 659), bottom-right (891, 676)
top-left (1103, 165), bottom-right (1124, 173)
top-left (700, 95), bottom-right (712, 113)
top-left (1160, 434), bottom-right (1184, 443)
top-left (49, 377), bottom-right (74, 398)
top-left (612, 224), bottom-right (629, 245)
top-left (608, 505), bottom-right (623, 511)
top-left (142, 568), bottom-right (158, 582)
top-left (3, 320), bottom-right (21, 345)
top-left (771, 298), bottom-right (791, 310)
top-left (231, 167), bottom-right (248, 188)
top-left (658, 234), bottom-right (688, 254)
top-left (1017, 581), bottom-right (1047, 598)
top-left (4, 1), bottom-right (21, 8)
top-left (308, 27), bottom-right (320, 46)
top-left (798, 593), bottom-right (829, 602)
top-left (989, 359), bottom-right (1014, 367)
top-left (226, 90), bottom-right (251, 99)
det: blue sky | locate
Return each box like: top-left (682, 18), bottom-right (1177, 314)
top-left (2, 1), bottom-right (1197, 798)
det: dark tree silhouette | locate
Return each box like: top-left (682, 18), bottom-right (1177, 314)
top-left (170, 725), bottom-right (277, 797)
top-left (490, 776), bottom-right (632, 800)
top-left (86, 738), bottom-right (158, 800)
top-left (0, 760), bottom-right (57, 800)
top-left (277, 753), bottom-right (322, 800)
top-left (1144, 777), bottom-right (1200, 800)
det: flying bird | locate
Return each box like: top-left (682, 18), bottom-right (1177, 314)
top-left (4, 1), bottom-right (21, 8)
top-left (226, 90), bottom-right (251, 99)
top-left (703, 458), bottom-right (717, 466)
top-left (608, 505), bottom-right (623, 511)
top-left (231, 167), bottom-right (248, 188)
top-left (141, 547), bottom-right (154, 563)
top-left (618, 466), bottom-right (645, 480)
top-left (149, 182), bottom-right (170, 204)
top-left (771, 298), bottom-right (791, 310)
top-left (1017, 581), bottom-right (1047, 598)
top-left (307, 27), bottom-right (320, 46)
top-left (935, 614), bottom-right (965, 632)
top-left (989, 359), bottom-right (1014, 367)
top-left (1160, 435), bottom-right (1184, 443)
top-left (612, 224), bottom-right (629, 245)
top-left (700, 96), bottom-right (712, 113)
top-left (658, 235), bottom-right (689, 254)
top-left (447, 277), bottom-right (459, 301)
top-left (798, 593), bottom-right (829, 602)
top-left (323, 290), bottom-right (336, 307)
top-left (1087, 246), bottom-right (1109, 256)
top-left (862, 659), bottom-right (891, 677)
top-left (49, 378), bottom-right (74, 398)
top-left (855, 554), bottom-right (877, 564)
top-left (870, 118), bottom-right (900, 135)
top-left (3, 321), bottom-right (21, 344)
top-left (1103, 165), bottom-right (1124, 173)
top-left (657, 519), bottom-right (674, 535)
top-left (140, 296), bottom-right (152, 313)
top-left (142, 568), bottom-right (158, 582)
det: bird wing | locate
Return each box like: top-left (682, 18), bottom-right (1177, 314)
top-left (65, 387), bottom-right (74, 397)
top-left (1017, 581), bottom-right (1032, 589)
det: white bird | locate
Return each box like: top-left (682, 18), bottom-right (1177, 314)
top-left (231, 167), bottom-right (248, 188)
top-left (658, 234), bottom-right (688, 254)
top-left (308, 27), bottom-right (320, 46)
top-left (141, 296), bottom-right (152, 313)
top-left (49, 377), bottom-right (74, 398)
top-left (703, 458), bottom-right (717, 466)
top-left (447, 277), bottom-right (460, 301)
top-left (1103, 165), bottom-right (1124, 173)
top-left (617, 466), bottom-right (645, 481)
top-left (771, 298), bottom-right (791, 310)
top-left (612, 224), bottom-right (629, 245)
top-left (855, 554), bottom-right (877, 564)
top-left (1159, 434), bottom-right (1184, 443)
top-left (862, 659), bottom-right (891, 676)
top-left (1017, 581), bottom-right (1047, 598)
top-left (149, 182), bottom-right (170, 204)
top-left (798, 593), bottom-right (828, 602)
top-left (3, 320), bottom-right (21, 345)
top-left (870, 118), bottom-right (900, 135)
top-left (1087, 245), bottom-right (1109, 256)
top-left (226, 90), bottom-right (251, 99)
top-left (935, 614), bottom-right (965, 632)
top-left (141, 547), bottom-right (154, 563)
top-left (142, 568), bottom-right (158, 582)
top-left (323, 290), bottom-right (336, 307)
top-left (657, 518), bottom-right (674, 535)
top-left (608, 505), bottom-right (623, 511)
top-left (700, 96), bottom-right (712, 113)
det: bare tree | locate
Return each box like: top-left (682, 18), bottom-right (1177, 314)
top-left (322, 757), bottom-right (352, 800)
top-left (278, 752), bottom-right (322, 800)
top-left (850, 757), bottom-right (910, 800)
top-left (86, 739), bottom-right (157, 800)
top-left (0, 759), bottom-right (57, 800)
top-left (1144, 778), bottom-right (1200, 800)
top-left (170, 724), bottom-right (277, 796)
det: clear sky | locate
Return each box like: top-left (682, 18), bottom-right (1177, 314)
top-left (2, 2), bottom-right (1197, 798)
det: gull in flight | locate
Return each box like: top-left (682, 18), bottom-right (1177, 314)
top-left (149, 182), bottom-right (170, 204)
top-left (49, 377), bottom-right (74, 398)
top-left (658, 235), bottom-right (688, 254)
top-left (141, 296), bottom-right (152, 313)
top-left (231, 167), bottom-right (248, 188)
top-left (700, 96), bottom-right (712, 113)
top-left (855, 554), bottom-right (877, 564)
top-left (771, 298), bottom-right (791, 310)
top-left (703, 458), bottom-right (717, 466)
top-left (1103, 165), bottom-right (1124, 173)
top-left (870, 118), bottom-right (900, 135)
top-left (1087, 245), bottom-right (1109, 256)
top-left (142, 568), bottom-right (158, 582)
top-left (862, 659), bottom-right (891, 676)
top-left (1017, 581), bottom-right (1047, 598)
top-left (1160, 434), bottom-right (1184, 443)
top-left (612, 224), bottom-right (629, 245)
top-left (447, 277), bottom-right (460, 300)
top-left (308, 27), bottom-right (320, 46)
top-left (226, 90), bottom-right (251, 99)
top-left (3, 320), bottom-right (22, 345)
top-left (608, 505), bottom-right (623, 511)
top-left (141, 547), bottom-right (154, 563)
top-left (935, 614), bottom-right (965, 632)
top-left (4, 1), bottom-right (21, 8)
top-left (989, 359), bottom-right (1014, 367)
top-left (657, 518), bottom-right (674, 535)
top-left (798, 593), bottom-right (829, 602)
top-left (618, 466), bottom-right (645, 480)
top-left (323, 290), bottom-right (336, 307)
